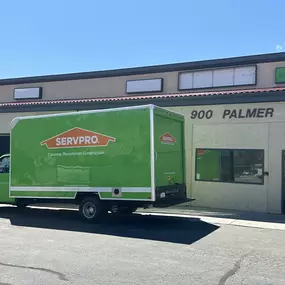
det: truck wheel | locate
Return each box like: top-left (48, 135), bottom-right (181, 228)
top-left (15, 202), bottom-right (28, 210)
top-left (79, 196), bottom-right (104, 222)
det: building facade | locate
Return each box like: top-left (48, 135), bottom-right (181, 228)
top-left (1, 52), bottom-right (285, 213)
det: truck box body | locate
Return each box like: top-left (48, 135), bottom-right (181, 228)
top-left (8, 105), bottom-right (186, 205)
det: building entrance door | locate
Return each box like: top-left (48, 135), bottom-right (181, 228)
top-left (281, 150), bottom-right (285, 214)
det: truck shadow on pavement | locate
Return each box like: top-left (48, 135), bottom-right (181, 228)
top-left (0, 206), bottom-right (219, 245)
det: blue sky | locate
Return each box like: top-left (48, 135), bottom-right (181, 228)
top-left (0, 0), bottom-right (284, 78)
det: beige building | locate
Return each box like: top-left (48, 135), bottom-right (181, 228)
top-left (1, 52), bottom-right (285, 214)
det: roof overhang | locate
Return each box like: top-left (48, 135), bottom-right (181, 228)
top-left (0, 87), bottom-right (285, 113)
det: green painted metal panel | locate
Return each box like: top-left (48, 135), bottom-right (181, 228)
top-left (10, 107), bottom-right (152, 199)
top-left (7, 105), bottom-right (186, 202)
top-left (153, 108), bottom-right (185, 187)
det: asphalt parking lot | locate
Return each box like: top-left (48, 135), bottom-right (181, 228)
top-left (0, 206), bottom-right (284, 285)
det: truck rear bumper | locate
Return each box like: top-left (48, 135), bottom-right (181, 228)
top-left (153, 184), bottom-right (194, 207)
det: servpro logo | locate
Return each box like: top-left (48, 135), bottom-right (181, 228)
top-left (40, 127), bottom-right (116, 149)
top-left (160, 132), bottom-right (176, 145)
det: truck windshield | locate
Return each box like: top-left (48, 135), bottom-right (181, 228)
top-left (0, 157), bottom-right (10, 169)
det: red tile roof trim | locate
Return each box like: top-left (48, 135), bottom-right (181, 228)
top-left (1, 87), bottom-right (285, 107)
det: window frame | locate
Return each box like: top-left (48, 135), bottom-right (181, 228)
top-left (195, 148), bottom-right (265, 185)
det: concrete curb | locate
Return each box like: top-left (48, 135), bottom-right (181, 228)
top-left (137, 208), bottom-right (285, 231)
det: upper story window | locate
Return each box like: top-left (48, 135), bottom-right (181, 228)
top-left (126, 78), bottom-right (163, 94)
top-left (179, 66), bottom-right (256, 90)
top-left (14, 87), bottom-right (42, 100)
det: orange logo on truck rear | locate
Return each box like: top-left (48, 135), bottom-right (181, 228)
top-left (40, 127), bottom-right (116, 149)
top-left (160, 132), bottom-right (176, 145)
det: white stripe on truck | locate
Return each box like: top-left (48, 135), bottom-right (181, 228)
top-left (9, 186), bottom-right (152, 193)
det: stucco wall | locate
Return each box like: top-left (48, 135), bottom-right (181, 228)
top-left (0, 111), bottom-right (74, 133)
top-left (0, 61), bottom-right (285, 103)
top-left (170, 101), bottom-right (285, 214)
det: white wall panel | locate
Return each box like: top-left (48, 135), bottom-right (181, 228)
top-left (191, 123), bottom-right (269, 212)
top-left (168, 101), bottom-right (285, 214)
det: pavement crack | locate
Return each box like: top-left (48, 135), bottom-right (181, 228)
top-left (218, 253), bottom-right (249, 285)
top-left (0, 261), bottom-right (68, 281)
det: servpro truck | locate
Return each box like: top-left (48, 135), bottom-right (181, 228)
top-left (0, 104), bottom-right (188, 222)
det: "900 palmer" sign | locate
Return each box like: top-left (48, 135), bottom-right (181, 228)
top-left (190, 107), bottom-right (275, 120)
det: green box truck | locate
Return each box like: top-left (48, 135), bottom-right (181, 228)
top-left (0, 104), bottom-right (189, 222)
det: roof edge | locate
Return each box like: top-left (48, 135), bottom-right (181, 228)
top-left (1, 86), bottom-right (285, 109)
top-left (1, 52), bottom-right (285, 86)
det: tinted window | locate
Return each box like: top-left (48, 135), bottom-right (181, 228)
top-left (195, 149), bottom-right (264, 185)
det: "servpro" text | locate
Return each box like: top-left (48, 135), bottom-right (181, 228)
top-left (56, 136), bottom-right (99, 146)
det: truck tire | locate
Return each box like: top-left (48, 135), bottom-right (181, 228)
top-left (15, 202), bottom-right (28, 210)
top-left (79, 196), bottom-right (105, 222)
